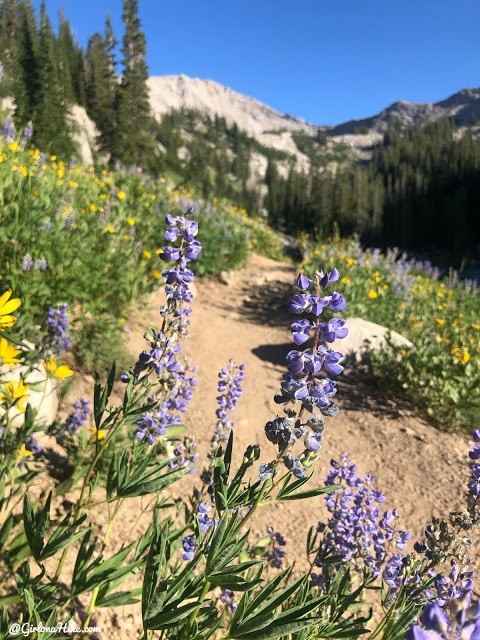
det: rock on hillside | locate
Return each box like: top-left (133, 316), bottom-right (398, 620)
top-left (147, 75), bottom-right (317, 138)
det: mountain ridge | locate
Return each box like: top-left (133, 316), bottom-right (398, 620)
top-left (148, 74), bottom-right (480, 139)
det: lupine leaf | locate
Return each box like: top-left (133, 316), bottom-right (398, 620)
top-left (96, 587), bottom-right (142, 608)
top-left (144, 601), bottom-right (207, 630)
top-left (279, 484), bottom-right (341, 501)
top-left (208, 574), bottom-right (263, 591)
top-left (230, 617), bottom-right (322, 640)
top-left (41, 513), bottom-right (88, 560)
top-left (239, 566), bottom-right (290, 624)
top-left (205, 509), bottom-right (230, 572)
top-left (142, 521), bottom-right (169, 624)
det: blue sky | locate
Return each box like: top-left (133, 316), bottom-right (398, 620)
top-left (34, 0), bottom-right (480, 125)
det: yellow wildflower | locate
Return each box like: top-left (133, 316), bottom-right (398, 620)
top-left (0, 338), bottom-right (21, 367)
top-left (0, 378), bottom-right (30, 412)
top-left (50, 155), bottom-right (56, 161)
top-left (152, 269), bottom-right (161, 279)
top-left (42, 358), bottom-right (73, 379)
top-left (127, 218), bottom-right (135, 226)
top-left (117, 191), bottom-right (126, 199)
top-left (16, 443), bottom-right (35, 464)
top-left (89, 204), bottom-right (96, 212)
top-left (143, 250), bottom-right (151, 259)
top-left (341, 277), bottom-right (351, 284)
top-left (57, 169), bottom-right (64, 178)
top-left (436, 319), bottom-right (445, 325)
top-left (368, 290), bottom-right (378, 299)
top-left (69, 181), bottom-right (78, 188)
top-left (8, 141), bottom-right (19, 152)
top-left (382, 284), bottom-right (388, 289)
top-left (107, 226), bottom-right (115, 233)
top-left (0, 290), bottom-right (21, 331)
top-left (400, 349), bottom-right (407, 357)
top-left (92, 426), bottom-right (106, 442)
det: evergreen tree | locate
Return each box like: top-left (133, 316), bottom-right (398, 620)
top-left (32, 0), bottom-right (74, 156)
top-left (114, 0), bottom-right (157, 169)
top-left (85, 17), bottom-right (117, 158)
top-left (12, 0), bottom-right (38, 127)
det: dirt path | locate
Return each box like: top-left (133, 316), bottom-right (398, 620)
top-left (64, 253), bottom-right (476, 636)
top-left (127, 253), bottom-right (474, 554)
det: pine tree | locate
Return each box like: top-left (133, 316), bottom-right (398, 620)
top-left (114, 0), bottom-right (157, 169)
top-left (32, 0), bottom-right (74, 156)
top-left (12, 0), bottom-right (39, 127)
top-left (85, 18), bottom-right (117, 159)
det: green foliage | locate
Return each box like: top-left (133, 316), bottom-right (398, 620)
top-left (301, 236), bottom-right (480, 430)
top-left (266, 119), bottom-right (480, 259)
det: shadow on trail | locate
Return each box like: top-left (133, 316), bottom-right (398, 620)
top-left (239, 278), bottom-right (293, 328)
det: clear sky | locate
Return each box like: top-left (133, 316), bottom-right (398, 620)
top-left (33, 0), bottom-right (480, 126)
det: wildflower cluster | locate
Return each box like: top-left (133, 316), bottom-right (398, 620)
top-left (40, 304), bottom-right (71, 357)
top-left (132, 207), bottom-right (202, 445)
top-left (261, 269), bottom-right (347, 480)
top-left (265, 525), bottom-right (287, 569)
top-left (312, 454), bottom-right (411, 589)
top-left (210, 361), bottom-right (246, 454)
top-left (63, 398), bottom-right (91, 434)
top-left (21, 254), bottom-right (47, 272)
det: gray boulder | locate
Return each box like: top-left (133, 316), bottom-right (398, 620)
top-left (340, 317), bottom-right (412, 357)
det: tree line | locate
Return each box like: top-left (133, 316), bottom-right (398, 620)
top-left (0, 0), bottom-right (157, 168)
top-left (264, 119), bottom-right (480, 257)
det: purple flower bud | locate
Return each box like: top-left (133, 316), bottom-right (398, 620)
top-left (296, 273), bottom-right (311, 290)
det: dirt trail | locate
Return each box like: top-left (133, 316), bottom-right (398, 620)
top-left (63, 253), bottom-right (476, 636)
top-left (127, 253), bottom-right (473, 554)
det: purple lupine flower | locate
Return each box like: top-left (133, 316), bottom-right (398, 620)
top-left (291, 319), bottom-right (313, 345)
top-left (265, 526), bottom-right (287, 569)
top-left (34, 257), bottom-right (47, 271)
top-left (19, 436), bottom-right (43, 467)
top-left (2, 118), bottom-right (16, 143)
top-left (182, 535), bottom-right (197, 561)
top-left (20, 124), bottom-right (33, 146)
top-left (168, 437), bottom-right (198, 474)
top-left (317, 318), bottom-right (349, 343)
top-left (296, 273), bottom-right (311, 290)
top-left (130, 207), bottom-right (201, 441)
top-left (40, 218), bottom-right (52, 231)
top-left (40, 304), bottom-right (71, 357)
top-left (198, 503), bottom-right (213, 533)
top-left (209, 361), bottom-right (245, 457)
top-left (220, 588), bottom-right (237, 612)
top-left (64, 399), bottom-right (90, 434)
top-left (260, 267), bottom-right (347, 481)
top-left (319, 268), bottom-right (340, 289)
top-left (313, 454), bottom-right (410, 590)
top-left (407, 599), bottom-right (480, 640)
top-left (21, 254), bottom-right (34, 271)
top-left (135, 411), bottom-right (167, 444)
top-left (283, 453), bottom-right (307, 479)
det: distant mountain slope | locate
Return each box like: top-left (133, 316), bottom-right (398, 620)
top-left (147, 75), bottom-right (317, 138)
top-left (325, 88), bottom-right (480, 136)
top-left (147, 75), bottom-right (480, 163)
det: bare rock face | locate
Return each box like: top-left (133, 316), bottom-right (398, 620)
top-left (341, 317), bottom-right (412, 356)
top-left (0, 349), bottom-right (59, 428)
